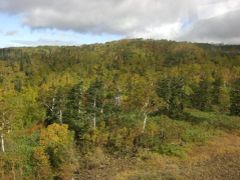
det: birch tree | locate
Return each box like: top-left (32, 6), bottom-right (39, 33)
top-left (86, 79), bottom-right (105, 129)
top-left (0, 101), bottom-right (11, 153)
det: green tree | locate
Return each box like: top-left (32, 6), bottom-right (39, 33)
top-left (86, 78), bottom-right (105, 129)
top-left (44, 87), bottom-right (68, 125)
top-left (157, 76), bottom-right (187, 118)
top-left (212, 76), bottom-right (230, 112)
top-left (65, 82), bottom-right (88, 137)
top-left (230, 78), bottom-right (240, 116)
top-left (193, 76), bottom-right (213, 111)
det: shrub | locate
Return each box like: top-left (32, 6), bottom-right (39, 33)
top-left (158, 144), bottom-right (186, 158)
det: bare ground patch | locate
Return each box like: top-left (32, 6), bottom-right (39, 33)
top-left (78, 132), bottom-right (240, 180)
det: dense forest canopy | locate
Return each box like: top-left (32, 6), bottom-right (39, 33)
top-left (0, 39), bottom-right (240, 179)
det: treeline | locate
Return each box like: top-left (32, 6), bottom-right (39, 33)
top-left (0, 39), bottom-right (240, 179)
top-left (40, 74), bottom-right (240, 131)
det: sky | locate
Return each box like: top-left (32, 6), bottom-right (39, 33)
top-left (0, 0), bottom-right (240, 47)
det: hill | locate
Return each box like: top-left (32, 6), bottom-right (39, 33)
top-left (0, 39), bottom-right (240, 179)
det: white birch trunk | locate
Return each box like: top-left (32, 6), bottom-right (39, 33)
top-left (1, 133), bottom-right (5, 153)
top-left (51, 97), bottom-right (55, 111)
top-left (93, 98), bottom-right (96, 129)
top-left (141, 99), bottom-right (149, 133)
top-left (59, 110), bottom-right (63, 124)
top-left (1, 114), bottom-right (5, 153)
top-left (115, 96), bottom-right (121, 106)
top-left (142, 112), bottom-right (148, 133)
top-left (78, 100), bottom-right (81, 114)
top-left (93, 115), bottom-right (96, 129)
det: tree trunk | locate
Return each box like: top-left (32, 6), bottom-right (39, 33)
top-left (93, 114), bottom-right (96, 129)
top-left (1, 133), bottom-right (5, 153)
top-left (78, 100), bottom-right (81, 114)
top-left (52, 97), bottom-right (55, 109)
top-left (115, 96), bottom-right (121, 106)
top-left (1, 115), bottom-right (5, 153)
top-left (12, 166), bottom-right (16, 180)
top-left (142, 113), bottom-right (148, 133)
top-left (93, 98), bottom-right (96, 129)
top-left (59, 110), bottom-right (63, 124)
top-left (141, 99), bottom-right (149, 133)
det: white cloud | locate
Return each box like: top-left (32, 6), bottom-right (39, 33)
top-left (132, 22), bottom-right (183, 39)
top-left (12, 39), bottom-right (80, 46)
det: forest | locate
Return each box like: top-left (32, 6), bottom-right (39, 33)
top-left (0, 39), bottom-right (240, 179)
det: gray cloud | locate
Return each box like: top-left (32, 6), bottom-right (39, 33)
top-left (5, 30), bottom-right (18, 36)
top-left (180, 9), bottom-right (240, 44)
top-left (1, 0), bottom-right (240, 43)
top-left (0, 30), bottom-right (18, 36)
top-left (0, 0), bottom-right (195, 35)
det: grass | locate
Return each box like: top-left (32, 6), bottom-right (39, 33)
top-left (144, 109), bottom-right (240, 157)
top-left (185, 109), bottom-right (240, 131)
top-left (136, 115), bottom-right (217, 158)
top-left (78, 110), bottom-right (240, 179)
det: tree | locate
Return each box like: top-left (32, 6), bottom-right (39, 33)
top-left (39, 123), bottom-right (77, 179)
top-left (230, 78), bottom-right (240, 116)
top-left (193, 76), bottom-right (213, 111)
top-left (65, 82), bottom-right (88, 137)
top-left (43, 87), bottom-right (68, 125)
top-left (86, 79), bottom-right (105, 129)
top-left (0, 100), bottom-right (12, 153)
top-left (13, 79), bottom-right (22, 92)
top-left (32, 147), bottom-right (53, 179)
top-left (157, 75), bottom-right (187, 118)
top-left (39, 87), bottom-right (58, 125)
top-left (212, 76), bottom-right (230, 112)
top-left (55, 87), bottom-right (68, 124)
top-left (218, 85), bottom-right (230, 112)
top-left (212, 76), bottom-right (224, 105)
top-left (125, 74), bottom-right (161, 132)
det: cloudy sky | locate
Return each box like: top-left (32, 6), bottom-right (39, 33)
top-left (0, 0), bottom-right (240, 47)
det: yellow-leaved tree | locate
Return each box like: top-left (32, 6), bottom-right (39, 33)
top-left (36, 123), bottom-right (77, 179)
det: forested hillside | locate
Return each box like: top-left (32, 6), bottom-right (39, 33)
top-left (0, 39), bottom-right (240, 179)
